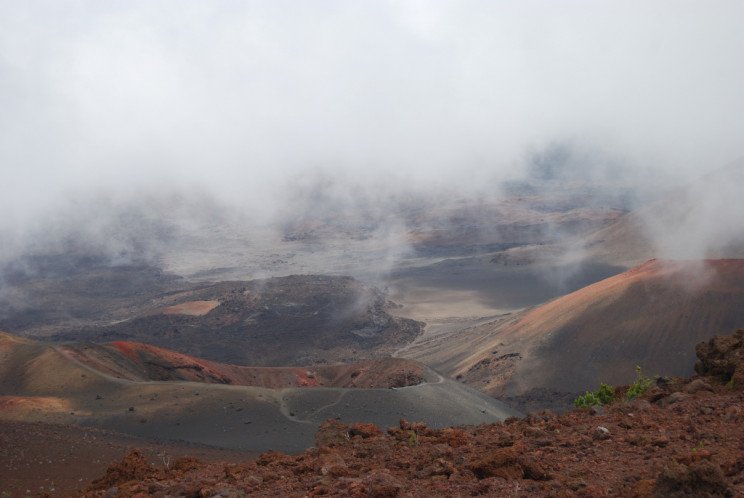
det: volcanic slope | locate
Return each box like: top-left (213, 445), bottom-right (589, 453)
top-left (8, 273), bottom-right (423, 367)
top-left (580, 159), bottom-right (744, 267)
top-left (0, 332), bottom-right (521, 454)
top-left (398, 259), bottom-right (744, 411)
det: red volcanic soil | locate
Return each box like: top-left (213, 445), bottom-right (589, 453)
top-left (42, 337), bottom-right (428, 390)
top-left (160, 300), bottom-right (220, 316)
top-left (448, 259), bottom-right (744, 402)
top-left (106, 341), bottom-right (235, 384)
top-left (83, 341), bottom-right (428, 389)
top-left (0, 396), bottom-right (73, 416)
top-left (7, 330), bottom-right (744, 497)
top-left (75, 377), bottom-right (744, 497)
top-left (74, 326), bottom-right (744, 496)
top-left (0, 420), bottom-right (258, 497)
top-left (0, 330), bottom-right (428, 391)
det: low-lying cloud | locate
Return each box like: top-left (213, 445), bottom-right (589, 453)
top-left (1, 1), bottom-right (743, 272)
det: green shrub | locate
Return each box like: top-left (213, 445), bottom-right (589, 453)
top-left (574, 382), bottom-right (614, 408)
top-left (626, 366), bottom-right (653, 401)
top-left (574, 366), bottom-right (658, 409)
top-left (408, 431), bottom-right (419, 447)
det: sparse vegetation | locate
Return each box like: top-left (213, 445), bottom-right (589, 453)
top-left (160, 451), bottom-right (171, 470)
top-left (574, 366), bottom-right (655, 408)
top-left (626, 366), bottom-right (653, 401)
top-left (574, 382), bottom-right (614, 408)
top-left (408, 431), bottom-right (419, 447)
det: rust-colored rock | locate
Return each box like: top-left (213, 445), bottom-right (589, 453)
top-left (172, 456), bottom-right (202, 473)
top-left (655, 459), bottom-right (731, 496)
top-left (695, 328), bottom-right (744, 390)
top-left (314, 419), bottom-right (350, 447)
top-left (87, 449), bottom-right (158, 490)
top-left (468, 447), bottom-right (524, 480)
top-left (363, 470), bottom-right (403, 497)
top-left (350, 422), bottom-right (383, 439)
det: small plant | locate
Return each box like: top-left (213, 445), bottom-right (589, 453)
top-left (728, 377), bottom-right (735, 390)
top-left (574, 383), bottom-right (614, 408)
top-left (408, 431), bottom-right (419, 447)
top-left (626, 366), bottom-right (653, 401)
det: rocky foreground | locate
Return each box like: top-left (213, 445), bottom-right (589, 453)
top-left (74, 330), bottom-right (744, 497)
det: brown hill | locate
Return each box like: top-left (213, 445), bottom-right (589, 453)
top-left (0, 331), bottom-right (521, 455)
top-left (2, 271), bottom-right (424, 366)
top-left (57, 339), bottom-right (429, 389)
top-left (116, 275), bottom-right (425, 367)
top-left (581, 159), bottom-right (744, 267)
top-left (75, 329), bottom-right (744, 497)
top-left (0, 419), bottom-right (260, 497)
top-left (400, 259), bottom-right (744, 410)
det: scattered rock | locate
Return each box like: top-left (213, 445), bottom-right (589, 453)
top-left (88, 449), bottom-right (156, 490)
top-left (683, 378), bottom-right (715, 394)
top-left (667, 392), bottom-right (689, 404)
top-left (695, 328), bottom-right (744, 390)
top-left (210, 487), bottom-right (247, 498)
top-left (350, 422), bottom-right (383, 439)
top-left (72, 330), bottom-right (744, 497)
top-left (363, 471), bottom-right (403, 497)
top-left (593, 426), bottom-right (611, 441)
top-left (523, 426), bottom-right (548, 438)
top-left (655, 459), bottom-right (731, 496)
top-left (589, 405), bottom-right (605, 416)
top-left (641, 385), bottom-right (666, 403)
top-left (315, 419), bottom-right (350, 447)
top-left (317, 453), bottom-right (347, 476)
top-left (468, 448), bottom-right (525, 480)
top-left (652, 435), bottom-right (670, 447)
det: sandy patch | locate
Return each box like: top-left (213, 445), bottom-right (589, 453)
top-left (162, 300), bottom-right (220, 316)
top-left (0, 396), bottom-right (74, 416)
top-left (387, 286), bottom-right (511, 338)
top-left (0, 419), bottom-right (259, 497)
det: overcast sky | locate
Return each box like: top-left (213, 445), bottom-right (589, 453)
top-left (2, 0), bottom-right (744, 233)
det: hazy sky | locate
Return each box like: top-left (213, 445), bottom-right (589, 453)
top-left (2, 1), bottom-right (744, 234)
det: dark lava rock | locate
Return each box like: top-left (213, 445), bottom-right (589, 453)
top-left (695, 328), bottom-right (744, 390)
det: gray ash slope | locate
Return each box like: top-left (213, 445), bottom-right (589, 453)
top-left (1, 257), bottom-right (423, 367)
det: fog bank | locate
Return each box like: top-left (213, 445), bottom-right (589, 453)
top-left (1, 1), bottom-right (743, 270)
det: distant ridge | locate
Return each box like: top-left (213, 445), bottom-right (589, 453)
top-left (68, 339), bottom-right (433, 389)
top-left (582, 159), bottom-right (744, 266)
top-left (0, 332), bottom-right (434, 393)
top-left (0, 331), bottom-right (521, 453)
top-left (402, 259), bottom-right (744, 406)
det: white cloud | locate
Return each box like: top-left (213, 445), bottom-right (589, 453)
top-left (1, 0), bottom-right (743, 244)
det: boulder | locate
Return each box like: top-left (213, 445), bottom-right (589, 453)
top-left (350, 422), bottom-right (383, 439)
top-left (315, 419), bottom-right (351, 447)
top-left (695, 329), bottom-right (744, 390)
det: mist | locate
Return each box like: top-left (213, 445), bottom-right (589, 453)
top-left (2, 1), bottom-right (744, 275)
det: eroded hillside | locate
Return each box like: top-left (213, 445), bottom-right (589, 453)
top-left (72, 329), bottom-right (744, 497)
top-left (397, 259), bottom-right (744, 412)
